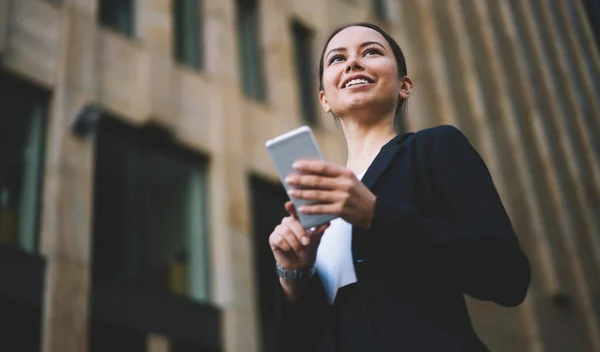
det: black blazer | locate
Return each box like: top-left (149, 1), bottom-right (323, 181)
top-left (273, 125), bottom-right (531, 352)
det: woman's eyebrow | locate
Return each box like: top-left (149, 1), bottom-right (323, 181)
top-left (325, 41), bottom-right (387, 59)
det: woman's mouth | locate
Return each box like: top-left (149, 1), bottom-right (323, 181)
top-left (343, 78), bottom-right (374, 88)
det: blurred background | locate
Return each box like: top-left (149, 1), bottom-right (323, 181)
top-left (1, 0), bottom-right (600, 351)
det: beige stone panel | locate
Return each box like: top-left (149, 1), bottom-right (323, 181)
top-left (288, 0), bottom-right (329, 31)
top-left (172, 67), bottom-right (215, 155)
top-left (65, 9), bottom-right (98, 95)
top-left (149, 53), bottom-right (176, 124)
top-left (96, 30), bottom-right (150, 124)
top-left (40, 86), bottom-right (95, 265)
top-left (40, 259), bottom-right (90, 352)
top-left (507, 1), bottom-right (600, 349)
top-left (207, 159), bottom-right (235, 308)
top-left (135, 0), bottom-right (173, 50)
top-left (72, 0), bottom-right (97, 14)
top-left (204, 0), bottom-right (239, 85)
top-left (3, 0), bottom-right (63, 88)
top-left (147, 333), bottom-right (171, 352)
top-left (223, 307), bottom-right (259, 352)
top-left (324, 0), bottom-right (370, 29)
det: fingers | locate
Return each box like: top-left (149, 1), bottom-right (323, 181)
top-left (288, 189), bottom-right (346, 203)
top-left (285, 173), bottom-right (337, 190)
top-left (269, 221), bottom-right (304, 255)
top-left (292, 160), bottom-right (349, 177)
top-left (284, 201), bottom-right (298, 219)
top-left (283, 216), bottom-right (311, 246)
top-left (297, 203), bottom-right (341, 216)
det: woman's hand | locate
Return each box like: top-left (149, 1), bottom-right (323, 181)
top-left (285, 160), bottom-right (377, 229)
top-left (269, 201), bottom-right (330, 270)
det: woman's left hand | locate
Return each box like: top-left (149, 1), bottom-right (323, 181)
top-left (285, 160), bottom-right (377, 229)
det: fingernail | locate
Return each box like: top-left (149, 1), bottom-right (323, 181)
top-left (301, 237), bottom-right (309, 246)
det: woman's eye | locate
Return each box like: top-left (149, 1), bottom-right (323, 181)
top-left (328, 55), bottom-right (345, 65)
top-left (364, 48), bottom-right (382, 56)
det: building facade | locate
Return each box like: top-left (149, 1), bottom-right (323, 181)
top-left (1, 0), bottom-right (600, 351)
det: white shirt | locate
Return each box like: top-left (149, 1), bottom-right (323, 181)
top-left (315, 170), bottom-right (367, 305)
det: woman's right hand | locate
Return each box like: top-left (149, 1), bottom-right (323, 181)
top-left (269, 201), bottom-right (330, 270)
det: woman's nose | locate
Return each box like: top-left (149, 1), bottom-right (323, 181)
top-left (345, 57), bottom-right (364, 73)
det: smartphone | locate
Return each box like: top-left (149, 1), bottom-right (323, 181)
top-left (265, 126), bottom-right (337, 229)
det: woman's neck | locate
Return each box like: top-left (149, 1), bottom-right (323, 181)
top-left (341, 119), bottom-right (397, 175)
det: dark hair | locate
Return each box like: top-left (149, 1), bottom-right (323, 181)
top-left (318, 22), bottom-right (408, 132)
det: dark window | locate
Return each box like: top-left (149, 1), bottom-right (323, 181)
top-left (236, 0), bottom-right (266, 101)
top-left (173, 0), bottom-right (203, 70)
top-left (99, 0), bottom-right (134, 36)
top-left (291, 20), bottom-right (318, 126)
top-left (93, 116), bottom-right (210, 302)
top-left (249, 176), bottom-right (288, 352)
top-left (0, 72), bottom-right (48, 254)
top-left (373, 0), bottom-right (387, 20)
top-left (0, 298), bottom-right (42, 352)
top-left (90, 320), bottom-right (145, 352)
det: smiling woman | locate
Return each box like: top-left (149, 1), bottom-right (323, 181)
top-left (268, 22), bottom-right (530, 352)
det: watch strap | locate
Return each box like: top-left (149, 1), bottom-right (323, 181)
top-left (275, 262), bottom-right (316, 281)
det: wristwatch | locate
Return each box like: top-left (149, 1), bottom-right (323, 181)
top-left (276, 262), bottom-right (316, 281)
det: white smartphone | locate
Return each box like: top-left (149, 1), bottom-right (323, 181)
top-left (265, 126), bottom-right (338, 229)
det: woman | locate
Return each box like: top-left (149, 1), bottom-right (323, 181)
top-left (269, 22), bottom-right (530, 352)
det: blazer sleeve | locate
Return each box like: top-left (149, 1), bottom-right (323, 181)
top-left (362, 125), bottom-right (531, 307)
top-left (273, 272), bottom-right (329, 352)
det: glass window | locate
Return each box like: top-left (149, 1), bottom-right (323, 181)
top-left (173, 0), bottom-right (203, 70)
top-left (291, 20), bottom-right (318, 126)
top-left (0, 72), bottom-right (48, 254)
top-left (236, 0), bottom-right (266, 101)
top-left (93, 116), bottom-right (210, 302)
top-left (99, 0), bottom-right (134, 37)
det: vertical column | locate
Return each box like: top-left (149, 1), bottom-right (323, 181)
top-left (205, 1), bottom-right (259, 352)
top-left (487, 1), bottom-right (595, 349)
top-left (442, 1), bottom-right (541, 350)
top-left (406, 0), bottom-right (458, 127)
top-left (147, 333), bottom-right (171, 352)
top-left (522, 0), bottom-right (600, 293)
top-left (39, 1), bottom-right (98, 352)
top-left (396, 1), bottom-right (443, 130)
top-left (136, 0), bottom-right (176, 125)
top-left (506, 0), bottom-right (600, 349)
top-left (554, 1), bottom-right (600, 139)
top-left (567, 0), bottom-right (600, 92)
top-left (533, 1), bottom-right (600, 226)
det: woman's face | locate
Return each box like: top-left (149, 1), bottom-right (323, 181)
top-left (319, 26), bottom-right (404, 120)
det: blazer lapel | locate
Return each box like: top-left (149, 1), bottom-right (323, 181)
top-left (361, 133), bottom-right (412, 190)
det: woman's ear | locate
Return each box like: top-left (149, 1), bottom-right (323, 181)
top-left (319, 90), bottom-right (331, 113)
top-left (399, 76), bottom-right (414, 100)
